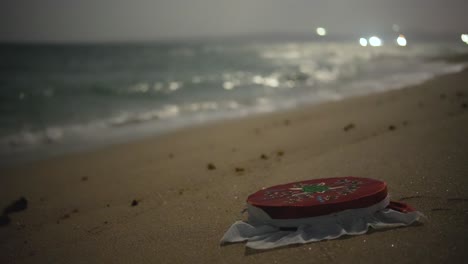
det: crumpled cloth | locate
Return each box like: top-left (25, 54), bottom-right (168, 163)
top-left (220, 205), bottom-right (423, 250)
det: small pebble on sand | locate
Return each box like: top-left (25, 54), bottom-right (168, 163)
top-left (235, 167), bottom-right (245, 173)
top-left (207, 163), bottom-right (216, 170)
top-left (3, 197), bottom-right (28, 215)
top-left (343, 123), bottom-right (355, 132)
top-left (60, 214), bottom-right (70, 220)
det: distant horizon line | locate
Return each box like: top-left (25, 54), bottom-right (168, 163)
top-left (0, 31), bottom-right (464, 45)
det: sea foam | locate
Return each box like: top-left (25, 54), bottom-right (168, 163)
top-left (0, 41), bottom-right (466, 163)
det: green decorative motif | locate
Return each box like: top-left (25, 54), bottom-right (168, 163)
top-left (302, 184), bottom-right (329, 194)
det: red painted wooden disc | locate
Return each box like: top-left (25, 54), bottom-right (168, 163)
top-left (247, 177), bottom-right (388, 219)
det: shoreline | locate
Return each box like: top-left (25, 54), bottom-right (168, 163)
top-left (1, 60), bottom-right (466, 168)
top-left (1, 68), bottom-right (468, 263)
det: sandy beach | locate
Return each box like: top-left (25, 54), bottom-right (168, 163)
top-left (1, 68), bottom-right (468, 263)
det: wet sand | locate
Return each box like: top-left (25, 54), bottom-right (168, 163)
top-left (1, 68), bottom-right (468, 263)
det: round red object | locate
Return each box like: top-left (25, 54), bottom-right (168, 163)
top-left (247, 177), bottom-right (387, 219)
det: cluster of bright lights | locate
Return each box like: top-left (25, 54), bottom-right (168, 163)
top-left (316, 25), bottom-right (466, 47)
top-left (396, 34), bottom-right (407, 46)
top-left (369, 36), bottom-right (382, 47)
top-left (359, 36), bottom-right (382, 47)
top-left (316, 27), bottom-right (327, 36)
top-left (359, 35), bottom-right (409, 47)
top-left (359, 36), bottom-right (381, 47)
top-left (462, 34), bottom-right (468, 44)
top-left (359, 38), bottom-right (368, 47)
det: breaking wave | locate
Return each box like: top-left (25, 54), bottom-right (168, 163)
top-left (0, 41), bottom-right (466, 163)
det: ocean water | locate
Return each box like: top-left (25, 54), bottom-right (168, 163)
top-left (0, 41), bottom-right (467, 164)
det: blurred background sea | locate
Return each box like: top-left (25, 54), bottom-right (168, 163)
top-left (1, 38), bottom-right (467, 163)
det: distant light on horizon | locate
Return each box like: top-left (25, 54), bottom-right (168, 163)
top-left (359, 38), bottom-right (368, 47)
top-left (392, 24), bottom-right (400, 32)
top-left (462, 34), bottom-right (468, 44)
top-left (316, 27), bottom-right (327, 36)
top-left (369, 36), bottom-right (382, 47)
top-left (396, 34), bottom-right (407, 47)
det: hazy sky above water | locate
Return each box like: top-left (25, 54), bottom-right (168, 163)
top-left (1, 0), bottom-right (467, 42)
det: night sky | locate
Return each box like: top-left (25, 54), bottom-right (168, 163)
top-left (1, 0), bottom-right (467, 42)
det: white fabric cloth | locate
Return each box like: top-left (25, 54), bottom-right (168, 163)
top-left (220, 197), bottom-right (423, 249)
